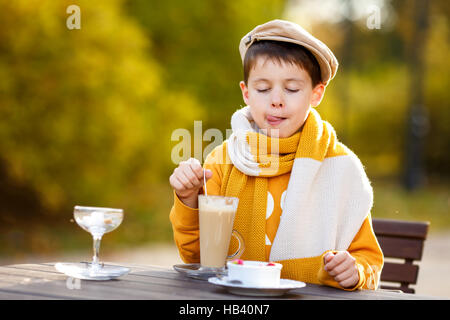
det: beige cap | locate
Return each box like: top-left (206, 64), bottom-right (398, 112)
top-left (239, 19), bottom-right (339, 86)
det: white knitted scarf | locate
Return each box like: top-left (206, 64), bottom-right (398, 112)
top-left (226, 106), bottom-right (373, 260)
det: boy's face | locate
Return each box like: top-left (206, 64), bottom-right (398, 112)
top-left (240, 56), bottom-right (325, 138)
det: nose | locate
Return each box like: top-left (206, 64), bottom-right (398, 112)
top-left (271, 88), bottom-right (284, 108)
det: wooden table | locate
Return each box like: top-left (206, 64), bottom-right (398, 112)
top-left (0, 262), bottom-right (438, 300)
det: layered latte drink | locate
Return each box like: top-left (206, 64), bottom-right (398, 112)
top-left (198, 195), bottom-right (242, 268)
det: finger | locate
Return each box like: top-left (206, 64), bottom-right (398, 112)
top-left (204, 168), bottom-right (213, 179)
top-left (179, 159), bottom-right (195, 170)
top-left (183, 166), bottom-right (203, 187)
top-left (185, 157), bottom-right (200, 168)
top-left (177, 170), bottom-right (195, 189)
top-left (173, 174), bottom-right (190, 191)
top-left (328, 257), bottom-right (355, 276)
top-left (169, 174), bottom-right (182, 190)
top-left (170, 170), bottom-right (181, 187)
top-left (178, 160), bottom-right (188, 167)
top-left (323, 252), bottom-right (335, 265)
top-left (181, 158), bottom-right (204, 182)
top-left (333, 264), bottom-right (357, 283)
top-left (338, 273), bottom-right (359, 289)
top-left (187, 157), bottom-right (201, 166)
top-left (188, 161), bottom-right (205, 180)
top-left (169, 175), bottom-right (180, 190)
top-left (324, 251), bottom-right (347, 271)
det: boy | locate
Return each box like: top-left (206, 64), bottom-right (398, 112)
top-left (169, 19), bottom-right (383, 290)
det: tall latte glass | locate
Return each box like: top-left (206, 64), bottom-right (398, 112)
top-left (198, 195), bottom-right (244, 271)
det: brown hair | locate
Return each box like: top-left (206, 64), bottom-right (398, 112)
top-left (243, 40), bottom-right (321, 87)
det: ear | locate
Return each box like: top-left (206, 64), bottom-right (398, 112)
top-left (310, 83), bottom-right (325, 107)
top-left (239, 81), bottom-right (250, 105)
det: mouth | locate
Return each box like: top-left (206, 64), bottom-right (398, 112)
top-left (266, 115), bottom-right (286, 126)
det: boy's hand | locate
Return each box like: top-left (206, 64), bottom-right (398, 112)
top-left (323, 251), bottom-right (359, 289)
top-left (169, 158), bottom-right (213, 208)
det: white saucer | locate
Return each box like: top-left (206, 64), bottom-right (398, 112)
top-left (173, 263), bottom-right (227, 280)
top-left (208, 276), bottom-right (306, 297)
top-left (55, 262), bottom-right (130, 281)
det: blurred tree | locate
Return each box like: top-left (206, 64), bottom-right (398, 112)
top-left (403, 0), bottom-right (430, 191)
top-left (0, 0), bottom-right (288, 253)
top-left (422, 0), bottom-right (450, 182)
top-left (287, 0), bottom-right (449, 183)
top-left (0, 0), bottom-right (202, 224)
top-left (125, 0), bottom-right (286, 136)
top-left (0, 0), bottom-right (448, 257)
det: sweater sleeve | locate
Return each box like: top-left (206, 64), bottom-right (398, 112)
top-left (317, 212), bottom-right (384, 290)
top-left (168, 146), bottom-right (224, 264)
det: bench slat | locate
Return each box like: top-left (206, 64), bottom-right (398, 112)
top-left (372, 218), bottom-right (429, 239)
top-left (379, 284), bottom-right (414, 294)
top-left (380, 262), bottom-right (419, 284)
top-left (376, 235), bottom-right (425, 260)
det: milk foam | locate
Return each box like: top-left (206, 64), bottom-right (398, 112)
top-left (199, 197), bottom-right (236, 213)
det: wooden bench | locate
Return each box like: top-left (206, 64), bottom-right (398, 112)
top-left (372, 218), bottom-right (430, 294)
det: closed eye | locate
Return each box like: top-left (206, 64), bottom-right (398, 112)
top-left (286, 88), bottom-right (299, 93)
top-left (256, 88), bottom-right (270, 93)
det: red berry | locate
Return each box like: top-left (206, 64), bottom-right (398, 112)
top-left (232, 259), bottom-right (244, 265)
top-left (267, 262), bottom-right (276, 266)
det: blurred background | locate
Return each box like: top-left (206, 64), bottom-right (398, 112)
top-left (0, 0), bottom-right (448, 297)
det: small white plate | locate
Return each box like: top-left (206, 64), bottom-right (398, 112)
top-left (208, 276), bottom-right (306, 297)
top-left (173, 263), bottom-right (227, 280)
top-left (55, 262), bottom-right (130, 281)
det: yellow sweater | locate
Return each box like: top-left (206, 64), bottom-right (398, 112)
top-left (169, 147), bottom-right (383, 290)
top-left (170, 109), bottom-right (384, 291)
